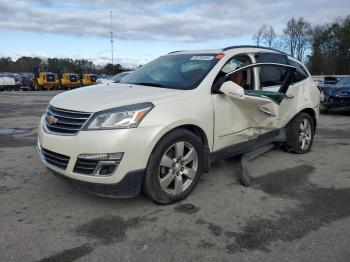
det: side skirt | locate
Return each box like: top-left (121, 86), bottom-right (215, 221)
top-left (209, 128), bottom-right (286, 164)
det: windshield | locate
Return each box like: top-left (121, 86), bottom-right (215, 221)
top-left (110, 72), bottom-right (130, 82)
top-left (120, 54), bottom-right (220, 90)
top-left (336, 77), bottom-right (350, 87)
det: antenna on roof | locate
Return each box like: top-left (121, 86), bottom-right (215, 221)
top-left (110, 10), bottom-right (114, 65)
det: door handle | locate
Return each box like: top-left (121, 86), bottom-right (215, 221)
top-left (258, 106), bottom-right (275, 117)
top-left (284, 94), bottom-right (294, 99)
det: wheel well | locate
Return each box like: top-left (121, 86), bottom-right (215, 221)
top-left (174, 124), bottom-right (209, 147)
top-left (300, 108), bottom-right (317, 132)
top-left (173, 124), bottom-right (210, 172)
top-left (285, 108), bottom-right (317, 133)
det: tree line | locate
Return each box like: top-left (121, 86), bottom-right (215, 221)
top-left (0, 56), bottom-right (126, 75)
top-left (253, 15), bottom-right (350, 75)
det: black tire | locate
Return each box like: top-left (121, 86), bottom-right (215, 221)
top-left (285, 112), bottom-right (314, 154)
top-left (143, 129), bottom-right (204, 204)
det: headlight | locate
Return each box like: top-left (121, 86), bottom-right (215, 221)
top-left (84, 102), bottom-right (154, 130)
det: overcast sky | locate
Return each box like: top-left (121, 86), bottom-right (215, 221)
top-left (1, 0), bottom-right (349, 67)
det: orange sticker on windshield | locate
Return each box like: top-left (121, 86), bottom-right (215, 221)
top-left (216, 54), bottom-right (225, 59)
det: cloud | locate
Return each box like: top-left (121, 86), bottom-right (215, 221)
top-left (0, 0), bottom-right (349, 43)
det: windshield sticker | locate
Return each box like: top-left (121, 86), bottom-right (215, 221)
top-left (190, 56), bottom-right (215, 61)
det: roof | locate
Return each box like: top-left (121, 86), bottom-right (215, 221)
top-left (168, 45), bottom-right (288, 56)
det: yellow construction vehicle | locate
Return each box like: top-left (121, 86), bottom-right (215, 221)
top-left (59, 72), bottom-right (81, 90)
top-left (32, 66), bottom-right (60, 90)
top-left (79, 68), bottom-right (97, 87)
top-left (81, 73), bottom-right (97, 86)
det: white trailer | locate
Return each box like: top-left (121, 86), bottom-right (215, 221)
top-left (0, 77), bottom-right (16, 91)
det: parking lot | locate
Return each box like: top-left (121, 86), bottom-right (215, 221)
top-left (1, 91), bottom-right (350, 262)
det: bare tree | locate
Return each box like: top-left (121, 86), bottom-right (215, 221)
top-left (283, 17), bottom-right (312, 61)
top-left (262, 26), bottom-right (276, 48)
top-left (253, 25), bottom-right (267, 46)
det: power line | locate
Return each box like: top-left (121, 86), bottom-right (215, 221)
top-left (110, 10), bottom-right (114, 65)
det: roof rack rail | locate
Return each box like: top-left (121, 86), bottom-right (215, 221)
top-left (222, 45), bottom-right (288, 55)
top-left (168, 50), bottom-right (185, 54)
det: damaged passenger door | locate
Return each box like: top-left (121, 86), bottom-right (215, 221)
top-left (212, 62), bottom-right (296, 151)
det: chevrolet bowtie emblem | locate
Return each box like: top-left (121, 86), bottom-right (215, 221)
top-left (46, 114), bottom-right (58, 125)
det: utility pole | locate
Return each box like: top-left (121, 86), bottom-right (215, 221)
top-left (110, 10), bottom-right (114, 65)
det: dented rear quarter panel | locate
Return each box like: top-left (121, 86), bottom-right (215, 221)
top-left (279, 78), bottom-right (320, 127)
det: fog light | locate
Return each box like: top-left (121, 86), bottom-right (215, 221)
top-left (98, 164), bottom-right (117, 176)
top-left (79, 152), bottom-right (124, 161)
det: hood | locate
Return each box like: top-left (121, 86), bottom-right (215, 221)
top-left (334, 86), bottom-right (350, 97)
top-left (50, 83), bottom-right (184, 112)
top-left (323, 85), bottom-right (350, 97)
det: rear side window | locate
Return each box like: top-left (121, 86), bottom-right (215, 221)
top-left (289, 59), bottom-right (308, 83)
top-left (258, 66), bottom-right (289, 88)
top-left (255, 53), bottom-right (289, 89)
top-left (255, 53), bottom-right (289, 64)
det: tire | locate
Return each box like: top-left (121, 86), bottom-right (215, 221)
top-left (285, 112), bottom-right (314, 154)
top-left (143, 129), bottom-right (204, 204)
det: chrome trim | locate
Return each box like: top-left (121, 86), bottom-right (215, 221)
top-left (49, 106), bottom-right (91, 114)
top-left (92, 161), bottom-right (119, 177)
top-left (258, 106), bottom-right (276, 117)
top-left (46, 123), bottom-right (80, 131)
top-left (73, 158), bottom-right (119, 177)
top-left (38, 145), bottom-right (70, 171)
top-left (44, 105), bottom-right (93, 136)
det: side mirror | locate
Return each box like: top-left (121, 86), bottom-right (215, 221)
top-left (219, 81), bottom-right (245, 100)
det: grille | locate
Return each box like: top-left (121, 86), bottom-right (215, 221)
top-left (90, 75), bottom-right (97, 82)
top-left (46, 74), bottom-right (56, 82)
top-left (73, 158), bottom-right (99, 175)
top-left (45, 106), bottom-right (91, 135)
top-left (337, 91), bottom-right (350, 97)
top-left (69, 74), bottom-right (79, 82)
top-left (41, 147), bottom-right (70, 170)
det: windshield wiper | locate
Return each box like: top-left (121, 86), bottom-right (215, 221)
top-left (132, 82), bottom-right (166, 88)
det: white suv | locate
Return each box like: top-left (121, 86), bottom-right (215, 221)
top-left (38, 46), bottom-right (320, 204)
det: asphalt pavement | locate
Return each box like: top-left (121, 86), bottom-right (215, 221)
top-left (1, 91), bottom-right (349, 262)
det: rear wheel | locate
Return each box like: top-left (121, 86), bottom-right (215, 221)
top-left (285, 112), bottom-right (314, 154)
top-left (143, 129), bottom-right (203, 204)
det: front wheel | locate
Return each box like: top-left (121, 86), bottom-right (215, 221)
top-left (143, 129), bottom-right (204, 204)
top-left (285, 112), bottom-right (314, 154)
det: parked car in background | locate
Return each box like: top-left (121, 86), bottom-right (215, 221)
top-left (324, 76), bottom-right (338, 86)
top-left (0, 77), bottom-right (16, 91)
top-left (320, 77), bottom-right (350, 113)
top-left (96, 71), bottom-right (132, 84)
top-left (20, 75), bottom-right (33, 91)
top-left (38, 46), bottom-right (319, 204)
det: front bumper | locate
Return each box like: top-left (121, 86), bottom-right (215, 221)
top-left (64, 82), bottom-right (81, 88)
top-left (38, 115), bottom-right (162, 186)
top-left (47, 167), bottom-right (145, 198)
top-left (42, 82), bottom-right (59, 88)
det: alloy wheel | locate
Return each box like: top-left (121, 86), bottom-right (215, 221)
top-left (158, 141), bottom-right (198, 195)
top-left (299, 118), bottom-right (312, 150)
